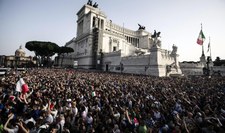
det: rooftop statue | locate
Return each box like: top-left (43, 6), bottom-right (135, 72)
top-left (138, 24), bottom-right (145, 30)
top-left (87, 0), bottom-right (93, 6)
top-left (87, 0), bottom-right (98, 8)
top-left (93, 2), bottom-right (98, 8)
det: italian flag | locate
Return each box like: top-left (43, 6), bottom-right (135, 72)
top-left (15, 78), bottom-right (29, 93)
top-left (197, 29), bottom-right (205, 45)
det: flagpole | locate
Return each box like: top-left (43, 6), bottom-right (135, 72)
top-left (123, 22), bottom-right (124, 37)
top-left (201, 23), bottom-right (205, 56)
top-left (209, 37), bottom-right (212, 60)
top-left (202, 41), bottom-right (204, 56)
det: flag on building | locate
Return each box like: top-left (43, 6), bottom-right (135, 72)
top-left (197, 30), bottom-right (205, 45)
top-left (207, 41), bottom-right (210, 52)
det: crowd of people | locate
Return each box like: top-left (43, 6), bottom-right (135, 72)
top-left (0, 68), bottom-right (224, 133)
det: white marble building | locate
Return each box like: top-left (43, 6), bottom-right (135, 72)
top-left (62, 2), bottom-right (182, 76)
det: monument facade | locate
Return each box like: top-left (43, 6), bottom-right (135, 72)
top-left (63, 1), bottom-right (182, 76)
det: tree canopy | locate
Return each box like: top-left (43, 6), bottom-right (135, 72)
top-left (57, 46), bottom-right (74, 67)
top-left (25, 41), bottom-right (60, 67)
top-left (25, 41), bottom-right (59, 57)
top-left (57, 46), bottom-right (74, 55)
top-left (25, 41), bottom-right (75, 67)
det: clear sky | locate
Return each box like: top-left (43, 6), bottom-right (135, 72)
top-left (0, 0), bottom-right (225, 61)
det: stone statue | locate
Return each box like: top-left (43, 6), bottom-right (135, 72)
top-left (138, 24), bottom-right (145, 30)
top-left (171, 44), bottom-right (177, 55)
top-left (151, 30), bottom-right (160, 38)
top-left (170, 44), bottom-right (178, 71)
top-left (87, 0), bottom-right (98, 8)
top-left (87, 0), bottom-right (93, 6)
top-left (151, 30), bottom-right (161, 47)
top-left (93, 2), bottom-right (98, 8)
top-left (94, 16), bottom-right (99, 28)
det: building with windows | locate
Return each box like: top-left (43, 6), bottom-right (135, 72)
top-left (61, 2), bottom-right (182, 76)
top-left (0, 46), bottom-right (36, 68)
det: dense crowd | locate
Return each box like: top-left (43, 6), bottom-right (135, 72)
top-left (0, 68), bottom-right (224, 133)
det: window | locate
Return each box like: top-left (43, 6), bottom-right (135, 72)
top-left (113, 46), bottom-right (116, 51)
top-left (93, 17), bottom-right (96, 27)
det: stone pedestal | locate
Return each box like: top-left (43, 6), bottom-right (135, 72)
top-left (200, 54), bottom-right (206, 67)
top-left (146, 45), bottom-right (166, 76)
top-left (146, 44), bottom-right (183, 77)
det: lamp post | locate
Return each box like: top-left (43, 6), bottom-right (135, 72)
top-left (120, 62), bottom-right (123, 74)
top-left (206, 56), bottom-right (211, 76)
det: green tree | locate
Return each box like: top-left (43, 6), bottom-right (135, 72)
top-left (56, 46), bottom-right (74, 67)
top-left (25, 41), bottom-right (59, 67)
top-left (214, 56), bottom-right (221, 66)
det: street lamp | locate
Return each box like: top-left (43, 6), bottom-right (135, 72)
top-left (206, 56), bottom-right (211, 76)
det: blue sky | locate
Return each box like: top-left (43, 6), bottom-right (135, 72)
top-left (0, 0), bottom-right (225, 61)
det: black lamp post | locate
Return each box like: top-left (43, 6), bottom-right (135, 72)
top-left (120, 62), bottom-right (123, 74)
top-left (206, 56), bottom-right (211, 76)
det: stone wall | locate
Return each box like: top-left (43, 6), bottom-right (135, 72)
top-left (138, 35), bottom-right (150, 49)
top-left (102, 46), bottom-right (182, 77)
top-left (179, 62), bottom-right (204, 76)
top-left (122, 55), bottom-right (149, 75)
top-left (103, 51), bottom-right (121, 71)
top-left (212, 66), bottom-right (225, 76)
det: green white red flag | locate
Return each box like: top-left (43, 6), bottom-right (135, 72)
top-left (16, 78), bottom-right (25, 92)
top-left (197, 29), bottom-right (205, 45)
top-left (15, 78), bottom-right (29, 93)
